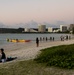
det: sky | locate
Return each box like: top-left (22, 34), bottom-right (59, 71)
top-left (0, 0), bottom-right (74, 28)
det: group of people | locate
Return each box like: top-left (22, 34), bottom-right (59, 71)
top-left (60, 35), bottom-right (71, 41)
top-left (0, 35), bottom-right (71, 62)
top-left (39, 37), bottom-right (54, 41)
top-left (36, 35), bottom-right (71, 47)
top-left (36, 37), bottom-right (55, 47)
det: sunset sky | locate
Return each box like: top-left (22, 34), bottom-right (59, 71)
top-left (0, 0), bottom-right (74, 27)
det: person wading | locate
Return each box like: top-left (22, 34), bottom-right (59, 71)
top-left (36, 37), bottom-right (39, 47)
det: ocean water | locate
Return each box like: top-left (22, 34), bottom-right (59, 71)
top-left (0, 33), bottom-right (73, 47)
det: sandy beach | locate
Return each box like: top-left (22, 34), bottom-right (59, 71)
top-left (3, 39), bottom-right (74, 61)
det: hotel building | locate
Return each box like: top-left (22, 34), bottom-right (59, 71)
top-left (60, 25), bottom-right (67, 32)
top-left (38, 25), bottom-right (46, 32)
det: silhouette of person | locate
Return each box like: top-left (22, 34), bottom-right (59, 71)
top-left (69, 36), bottom-right (71, 40)
top-left (36, 37), bottom-right (39, 47)
top-left (0, 48), bottom-right (6, 62)
top-left (50, 37), bottom-right (52, 41)
top-left (40, 37), bottom-right (42, 41)
top-left (53, 37), bottom-right (54, 41)
top-left (43, 37), bottom-right (45, 41)
top-left (46, 37), bottom-right (48, 41)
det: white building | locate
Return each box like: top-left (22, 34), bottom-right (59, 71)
top-left (38, 25), bottom-right (46, 32)
top-left (53, 29), bottom-right (60, 32)
top-left (25, 28), bottom-right (30, 32)
top-left (60, 25), bottom-right (67, 32)
top-left (30, 28), bottom-right (38, 32)
top-left (23, 28), bottom-right (38, 32)
top-left (48, 27), bottom-right (53, 32)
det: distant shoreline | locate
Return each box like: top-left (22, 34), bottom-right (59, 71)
top-left (0, 32), bottom-right (70, 34)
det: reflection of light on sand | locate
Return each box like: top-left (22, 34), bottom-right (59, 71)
top-left (3, 39), bottom-right (74, 61)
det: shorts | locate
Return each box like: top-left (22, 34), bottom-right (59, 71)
top-left (2, 59), bottom-right (6, 63)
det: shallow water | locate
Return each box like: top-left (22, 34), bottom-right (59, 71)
top-left (0, 33), bottom-right (73, 49)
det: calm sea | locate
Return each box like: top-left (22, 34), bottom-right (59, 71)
top-left (0, 33), bottom-right (73, 47)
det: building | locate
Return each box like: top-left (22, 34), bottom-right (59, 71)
top-left (69, 24), bottom-right (74, 31)
top-left (69, 24), bottom-right (74, 33)
top-left (60, 25), bottom-right (67, 32)
top-left (24, 28), bottom-right (30, 32)
top-left (30, 28), bottom-right (38, 32)
top-left (38, 25), bottom-right (46, 32)
top-left (53, 28), bottom-right (60, 32)
top-left (23, 28), bottom-right (38, 32)
top-left (48, 27), bottom-right (53, 32)
top-left (48, 27), bottom-right (60, 33)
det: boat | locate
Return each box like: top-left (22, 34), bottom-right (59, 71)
top-left (6, 39), bottom-right (31, 43)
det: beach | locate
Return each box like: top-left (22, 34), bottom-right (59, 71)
top-left (2, 39), bottom-right (74, 61)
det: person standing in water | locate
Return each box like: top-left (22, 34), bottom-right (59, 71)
top-left (36, 37), bottom-right (39, 47)
top-left (40, 37), bottom-right (42, 41)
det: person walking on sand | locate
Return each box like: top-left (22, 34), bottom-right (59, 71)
top-left (36, 37), bottom-right (39, 47)
top-left (0, 48), bottom-right (6, 62)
